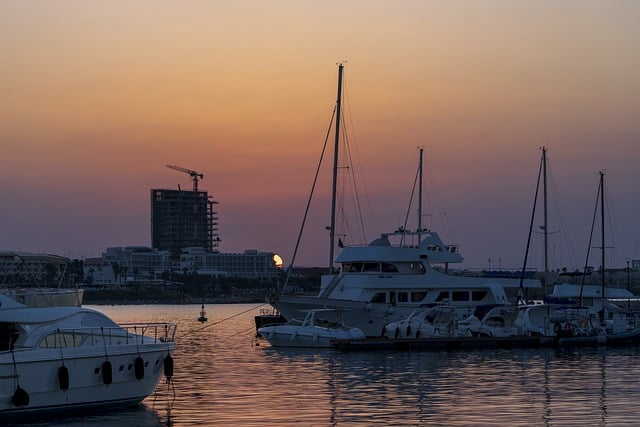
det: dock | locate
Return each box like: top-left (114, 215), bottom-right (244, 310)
top-left (333, 336), bottom-right (550, 352)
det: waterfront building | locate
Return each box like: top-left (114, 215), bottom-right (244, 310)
top-left (179, 247), bottom-right (282, 279)
top-left (0, 251), bottom-right (69, 284)
top-left (150, 188), bottom-right (219, 258)
top-left (84, 246), bottom-right (172, 285)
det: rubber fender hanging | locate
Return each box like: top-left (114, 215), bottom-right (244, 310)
top-left (164, 354), bottom-right (174, 379)
top-left (58, 365), bottom-right (70, 390)
top-left (12, 386), bottom-right (29, 407)
top-left (102, 360), bottom-right (113, 385)
top-left (134, 356), bottom-right (145, 380)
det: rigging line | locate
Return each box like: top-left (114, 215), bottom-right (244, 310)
top-left (341, 74), bottom-right (373, 240)
top-left (517, 152), bottom-right (543, 304)
top-left (547, 158), bottom-right (578, 270)
top-left (280, 105), bottom-right (337, 292)
top-left (603, 180), bottom-right (625, 265)
top-left (177, 303), bottom-right (267, 339)
top-left (402, 162), bottom-right (420, 241)
top-left (424, 155), bottom-right (458, 245)
top-left (580, 175), bottom-right (601, 300)
top-left (341, 119), bottom-right (367, 244)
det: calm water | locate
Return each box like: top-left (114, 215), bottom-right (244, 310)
top-left (15, 304), bottom-right (640, 426)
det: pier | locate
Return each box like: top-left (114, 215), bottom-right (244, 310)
top-left (333, 336), bottom-right (550, 352)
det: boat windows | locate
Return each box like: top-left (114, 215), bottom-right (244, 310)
top-left (381, 262), bottom-right (399, 273)
top-left (411, 291), bottom-right (427, 302)
top-left (397, 292), bottom-right (409, 303)
top-left (471, 291), bottom-right (488, 301)
top-left (451, 291), bottom-right (469, 302)
top-left (370, 292), bottom-right (386, 303)
top-left (343, 262), bottom-right (364, 272)
top-left (409, 263), bottom-right (426, 274)
top-left (39, 332), bottom-right (84, 348)
top-left (362, 262), bottom-right (379, 272)
top-left (435, 291), bottom-right (450, 302)
top-left (0, 322), bottom-right (19, 351)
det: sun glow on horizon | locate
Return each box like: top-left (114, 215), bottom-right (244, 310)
top-left (273, 254), bottom-right (283, 268)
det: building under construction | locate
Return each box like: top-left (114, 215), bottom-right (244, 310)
top-left (151, 165), bottom-right (219, 259)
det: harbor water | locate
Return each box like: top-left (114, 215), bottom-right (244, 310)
top-left (14, 304), bottom-right (640, 426)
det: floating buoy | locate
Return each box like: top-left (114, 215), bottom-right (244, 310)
top-left (134, 356), bottom-right (145, 380)
top-left (12, 386), bottom-right (29, 407)
top-left (58, 365), bottom-right (70, 390)
top-left (102, 360), bottom-right (113, 385)
top-left (198, 303), bottom-right (208, 322)
top-left (164, 354), bottom-right (174, 379)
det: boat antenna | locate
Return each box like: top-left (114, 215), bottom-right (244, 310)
top-left (328, 63), bottom-right (344, 273)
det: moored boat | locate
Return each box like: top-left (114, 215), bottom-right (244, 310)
top-left (383, 306), bottom-right (470, 339)
top-left (267, 64), bottom-right (540, 337)
top-left (258, 308), bottom-right (365, 348)
top-left (0, 294), bottom-right (176, 419)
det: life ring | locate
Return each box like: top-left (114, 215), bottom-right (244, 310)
top-left (578, 319), bottom-right (588, 328)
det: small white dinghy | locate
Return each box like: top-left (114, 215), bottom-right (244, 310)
top-left (258, 308), bottom-right (365, 348)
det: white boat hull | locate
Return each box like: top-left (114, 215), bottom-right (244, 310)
top-left (272, 295), bottom-right (482, 338)
top-left (0, 344), bottom-right (174, 418)
top-left (259, 324), bottom-right (365, 348)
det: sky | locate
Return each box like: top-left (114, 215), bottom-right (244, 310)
top-left (2, 1), bottom-right (639, 272)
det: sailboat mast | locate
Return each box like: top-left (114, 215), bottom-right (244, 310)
top-left (418, 147), bottom-right (424, 238)
top-left (542, 147), bottom-right (549, 295)
top-left (600, 171), bottom-right (605, 300)
top-left (329, 63), bottom-right (344, 273)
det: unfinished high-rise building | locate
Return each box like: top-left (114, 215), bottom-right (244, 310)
top-left (150, 189), bottom-right (219, 259)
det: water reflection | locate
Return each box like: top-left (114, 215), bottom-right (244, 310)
top-left (21, 305), bottom-right (640, 427)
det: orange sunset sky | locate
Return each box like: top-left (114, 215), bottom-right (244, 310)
top-left (2, 1), bottom-right (639, 271)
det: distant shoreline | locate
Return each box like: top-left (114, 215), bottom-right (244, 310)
top-left (82, 289), bottom-right (265, 305)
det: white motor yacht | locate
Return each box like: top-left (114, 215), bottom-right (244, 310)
top-left (270, 229), bottom-right (540, 337)
top-left (0, 294), bottom-right (176, 419)
top-left (258, 308), bottom-right (365, 348)
top-left (268, 65), bottom-right (541, 337)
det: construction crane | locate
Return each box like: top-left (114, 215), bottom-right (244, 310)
top-left (166, 164), bottom-right (204, 192)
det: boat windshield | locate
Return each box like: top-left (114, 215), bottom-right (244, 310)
top-left (342, 262), bottom-right (425, 274)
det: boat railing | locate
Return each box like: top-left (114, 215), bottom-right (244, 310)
top-left (37, 323), bottom-right (177, 349)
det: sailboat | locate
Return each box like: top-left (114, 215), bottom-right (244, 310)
top-left (516, 152), bottom-right (640, 345)
top-left (548, 171), bottom-right (640, 345)
top-left (267, 64), bottom-right (541, 338)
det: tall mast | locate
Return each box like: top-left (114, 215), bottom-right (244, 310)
top-left (329, 63), bottom-right (344, 273)
top-left (418, 147), bottom-right (424, 238)
top-left (542, 147), bottom-right (549, 295)
top-left (600, 171), bottom-right (605, 300)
